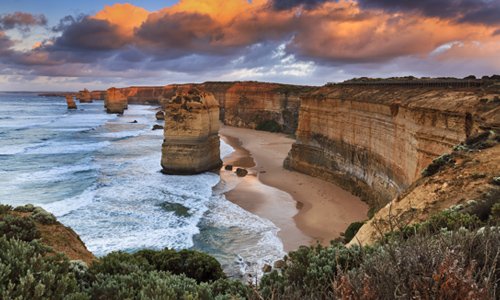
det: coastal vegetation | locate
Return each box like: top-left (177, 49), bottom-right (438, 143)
top-left (1, 203), bottom-right (498, 299)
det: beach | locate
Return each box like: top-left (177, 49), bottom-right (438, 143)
top-left (219, 126), bottom-right (369, 251)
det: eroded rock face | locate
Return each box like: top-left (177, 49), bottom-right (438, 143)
top-left (285, 85), bottom-right (500, 209)
top-left (161, 88), bottom-right (222, 174)
top-left (90, 90), bottom-right (106, 100)
top-left (77, 89), bottom-right (92, 103)
top-left (105, 87), bottom-right (127, 114)
top-left (65, 95), bottom-right (77, 109)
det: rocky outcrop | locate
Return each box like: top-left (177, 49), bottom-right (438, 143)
top-left (203, 82), bottom-right (310, 134)
top-left (101, 82), bottom-right (312, 134)
top-left (77, 89), bottom-right (92, 103)
top-left (105, 87), bottom-right (127, 114)
top-left (90, 90), bottom-right (106, 100)
top-left (156, 111), bottom-right (165, 120)
top-left (161, 88), bottom-right (222, 174)
top-left (285, 84), bottom-right (500, 210)
top-left (66, 95), bottom-right (77, 109)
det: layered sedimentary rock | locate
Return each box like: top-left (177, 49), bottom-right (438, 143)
top-left (65, 95), bottom-right (77, 109)
top-left (90, 90), bottom-right (106, 100)
top-left (105, 87), bottom-right (127, 114)
top-left (102, 82), bottom-right (311, 134)
top-left (161, 88), bottom-right (222, 174)
top-left (285, 84), bottom-right (500, 209)
top-left (77, 89), bottom-right (92, 103)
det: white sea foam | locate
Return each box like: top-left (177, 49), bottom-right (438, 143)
top-left (25, 141), bottom-right (111, 155)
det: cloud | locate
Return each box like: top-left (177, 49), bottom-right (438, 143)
top-left (271, 0), bottom-right (331, 10)
top-left (0, 12), bottom-right (47, 32)
top-left (357, 0), bottom-right (500, 25)
top-left (0, 0), bottom-right (499, 90)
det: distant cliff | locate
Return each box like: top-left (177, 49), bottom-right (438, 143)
top-left (100, 82), bottom-right (312, 134)
top-left (285, 83), bottom-right (500, 210)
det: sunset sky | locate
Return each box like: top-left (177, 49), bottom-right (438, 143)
top-left (0, 0), bottom-right (499, 91)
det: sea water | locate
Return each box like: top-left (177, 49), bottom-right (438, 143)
top-left (0, 92), bottom-right (284, 278)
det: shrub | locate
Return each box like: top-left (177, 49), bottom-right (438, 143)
top-left (421, 154), bottom-right (454, 177)
top-left (0, 214), bottom-right (41, 242)
top-left (136, 248), bottom-right (226, 283)
top-left (31, 207), bottom-right (58, 225)
top-left (89, 251), bottom-right (152, 277)
top-left (13, 204), bottom-right (35, 213)
top-left (0, 204), bottom-right (13, 215)
top-left (344, 221), bottom-right (365, 243)
top-left (259, 243), bottom-right (364, 299)
top-left (0, 236), bottom-right (81, 300)
top-left (335, 228), bottom-right (499, 299)
top-left (208, 278), bottom-right (252, 299)
top-left (256, 120), bottom-right (282, 133)
top-left (87, 271), bottom-right (211, 300)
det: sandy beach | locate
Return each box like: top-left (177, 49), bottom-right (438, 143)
top-left (219, 126), bottom-right (369, 251)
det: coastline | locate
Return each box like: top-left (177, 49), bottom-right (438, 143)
top-left (219, 126), bottom-right (369, 251)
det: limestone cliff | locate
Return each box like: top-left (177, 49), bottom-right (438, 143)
top-left (105, 87), bottom-right (127, 114)
top-left (285, 83), bottom-right (500, 210)
top-left (351, 133), bottom-right (500, 246)
top-left (102, 82), bottom-right (311, 134)
top-left (65, 95), bottom-right (77, 109)
top-left (77, 89), bottom-right (92, 103)
top-left (90, 90), bottom-right (106, 100)
top-left (161, 88), bottom-right (222, 174)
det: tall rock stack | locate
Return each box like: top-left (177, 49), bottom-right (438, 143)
top-left (77, 89), bottom-right (93, 103)
top-left (66, 95), bottom-right (77, 109)
top-left (161, 88), bottom-right (222, 175)
top-left (105, 87), bottom-right (127, 114)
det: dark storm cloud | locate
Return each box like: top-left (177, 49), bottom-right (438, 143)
top-left (0, 12), bottom-right (47, 32)
top-left (271, 0), bottom-right (331, 10)
top-left (357, 0), bottom-right (500, 25)
top-left (52, 17), bottom-right (129, 51)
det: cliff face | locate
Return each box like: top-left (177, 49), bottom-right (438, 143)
top-left (77, 89), bottom-right (92, 103)
top-left (285, 85), bottom-right (500, 209)
top-left (105, 87), bottom-right (127, 114)
top-left (90, 90), bottom-right (106, 100)
top-left (161, 88), bottom-right (222, 174)
top-left (105, 82), bottom-right (310, 133)
top-left (204, 82), bottom-right (306, 133)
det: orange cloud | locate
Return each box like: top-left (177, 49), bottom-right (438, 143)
top-left (92, 3), bottom-right (149, 36)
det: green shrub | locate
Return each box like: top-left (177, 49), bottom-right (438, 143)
top-left (259, 243), bottom-right (364, 299)
top-left (0, 214), bottom-right (41, 242)
top-left (136, 248), bottom-right (226, 283)
top-left (87, 271), bottom-right (211, 300)
top-left (208, 278), bottom-right (251, 299)
top-left (89, 251), bottom-right (152, 277)
top-left (421, 154), bottom-right (454, 177)
top-left (31, 207), bottom-right (58, 225)
top-left (0, 204), bottom-right (13, 215)
top-left (0, 236), bottom-right (81, 300)
top-left (256, 120), bottom-right (282, 133)
top-left (13, 204), bottom-right (35, 213)
top-left (344, 221), bottom-right (365, 243)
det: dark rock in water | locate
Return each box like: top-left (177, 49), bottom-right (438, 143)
top-left (225, 164), bottom-right (233, 171)
top-left (273, 260), bottom-right (285, 269)
top-left (236, 168), bottom-right (248, 177)
top-left (160, 202), bottom-right (191, 217)
top-left (152, 125), bottom-right (164, 130)
top-left (262, 264), bottom-right (272, 273)
top-left (130, 120), bottom-right (138, 123)
top-left (156, 111), bottom-right (165, 120)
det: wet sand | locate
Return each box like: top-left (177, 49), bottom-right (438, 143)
top-left (219, 126), bottom-right (369, 252)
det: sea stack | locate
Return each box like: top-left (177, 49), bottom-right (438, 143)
top-left (77, 89), bottom-right (92, 103)
top-left (66, 95), bottom-right (77, 109)
top-left (105, 87), bottom-right (127, 114)
top-left (161, 88), bottom-right (222, 174)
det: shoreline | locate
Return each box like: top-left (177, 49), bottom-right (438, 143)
top-left (219, 126), bottom-right (369, 251)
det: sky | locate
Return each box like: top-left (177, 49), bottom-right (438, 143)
top-left (0, 0), bottom-right (499, 91)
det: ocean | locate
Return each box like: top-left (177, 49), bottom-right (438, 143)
top-left (0, 92), bottom-right (284, 279)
